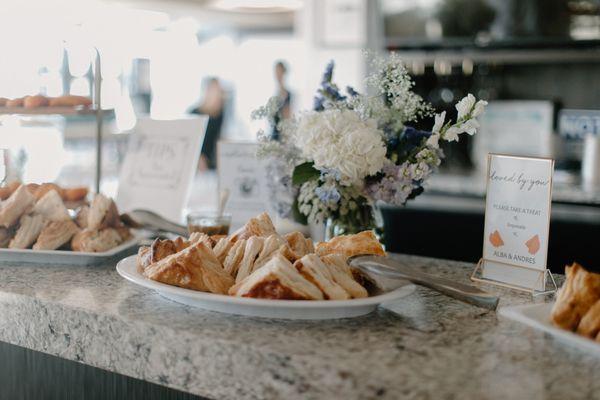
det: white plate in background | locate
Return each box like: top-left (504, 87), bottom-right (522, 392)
top-left (500, 303), bottom-right (600, 356)
top-left (0, 234), bottom-right (141, 265)
top-left (117, 255), bottom-right (415, 320)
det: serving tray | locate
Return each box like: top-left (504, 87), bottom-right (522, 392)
top-left (0, 235), bottom-right (140, 265)
top-left (499, 303), bottom-right (600, 356)
top-left (116, 255), bottom-right (415, 320)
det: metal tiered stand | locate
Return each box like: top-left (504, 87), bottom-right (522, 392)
top-left (0, 50), bottom-right (111, 193)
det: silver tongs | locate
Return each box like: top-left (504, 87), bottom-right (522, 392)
top-left (120, 209), bottom-right (188, 236)
top-left (349, 255), bottom-right (499, 310)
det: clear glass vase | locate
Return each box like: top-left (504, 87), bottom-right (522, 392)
top-left (324, 204), bottom-right (384, 242)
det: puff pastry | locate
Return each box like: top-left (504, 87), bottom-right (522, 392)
top-left (231, 212), bottom-right (276, 242)
top-left (284, 231), bottom-right (314, 260)
top-left (33, 219), bottom-right (79, 250)
top-left (144, 242), bottom-right (234, 294)
top-left (0, 181), bottom-right (21, 201)
top-left (71, 228), bottom-right (123, 253)
top-left (23, 95), bottom-right (49, 108)
top-left (223, 239), bottom-right (246, 276)
top-left (33, 183), bottom-right (64, 201)
top-left (577, 300), bottom-right (600, 338)
top-left (229, 254), bottom-right (323, 300)
top-left (33, 189), bottom-right (71, 222)
top-left (87, 194), bottom-right (120, 230)
top-left (315, 230), bottom-right (385, 260)
top-left (235, 236), bottom-right (265, 283)
top-left (0, 185), bottom-right (35, 228)
top-left (294, 254), bottom-right (349, 300)
top-left (320, 254), bottom-right (368, 298)
top-left (0, 227), bottom-right (11, 248)
top-left (213, 236), bottom-right (235, 264)
top-left (9, 214), bottom-right (45, 249)
top-left (551, 263), bottom-right (600, 331)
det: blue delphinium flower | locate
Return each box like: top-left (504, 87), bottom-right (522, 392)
top-left (346, 86), bottom-right (359, 97)
top-left (403, 126), bottom-right (432, 142)
top-left (315, 185), bottom-right (341, 204)
top-left (322, 61), bottom-right (334, 84)
top-left (313, 95), bottom-right (325, 111)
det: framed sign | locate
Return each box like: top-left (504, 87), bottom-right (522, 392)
top-left (217, 141), bottom-right (269, 230)
top-left (116, 116), bottom-right (207, 223)
top-left (472, 154), bottom-right (556, 293)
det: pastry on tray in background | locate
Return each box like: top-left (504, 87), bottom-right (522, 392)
top-left (48, 95), bottom-right (92, 107)
top-left (23, 95), bottom-right (49, 108)
top-left (0, 182), bottom-right (130, 253)
top-left (0, 180), bottom-right (88, 204)
top-left (136, 212), bottom-right (385, 301)
top-left (5, 97), bottom-right (24, 107)
top-left (552, 262), bottom-right (600, 337)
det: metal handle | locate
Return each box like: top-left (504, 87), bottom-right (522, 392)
top-left (350, 256), bottom-right (499, 310)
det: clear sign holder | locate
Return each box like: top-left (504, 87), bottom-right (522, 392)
top-left (471, 153), bottom-right (558, 297)
top-left (471, 258), bottom-right (557, 296)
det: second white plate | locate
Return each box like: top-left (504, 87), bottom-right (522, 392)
top-left (500, 303), bottom-right (600, 356)
top-left (117, 255), bottom-right (416, 320)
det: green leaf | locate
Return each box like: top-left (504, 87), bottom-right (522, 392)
top-left (292, 162), bottom-right (320, 185)
top-left (291, 197), bottom-right (308, 225)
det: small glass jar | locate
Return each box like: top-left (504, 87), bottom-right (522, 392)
top-left (187, 211), bottom-right (232, 236)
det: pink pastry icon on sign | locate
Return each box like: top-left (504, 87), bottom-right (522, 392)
top-left (525, 234), bottom-right (540, 255)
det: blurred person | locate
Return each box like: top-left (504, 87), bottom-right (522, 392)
top-left (271, 60), bottom-right (292, 140)
top-left (190, 77), bottom-right (225, 170)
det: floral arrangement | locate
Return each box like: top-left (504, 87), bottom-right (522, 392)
top-left (253, 53), bottom-right (487, 236)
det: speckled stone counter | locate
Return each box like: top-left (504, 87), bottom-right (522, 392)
top-left (0, 254), bottom-right (597, 400)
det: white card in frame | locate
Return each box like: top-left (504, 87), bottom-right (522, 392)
top-left (479, 153), bottom-right (554, 292)
top-left (217, 141), bottom-right (269, 230)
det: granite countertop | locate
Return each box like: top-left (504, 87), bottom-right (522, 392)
top-left (0, 254), bottom-right (598, 400)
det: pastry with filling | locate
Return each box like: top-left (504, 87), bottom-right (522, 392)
top-left (87, 194), bottom-right (120, 230)
top-left (8, 214), bottom-right (45, 249)
top-left (32, 183), bottom-right (64, 201)
top-left (74, 206), bottom-right (89, 229)
top-left (229, 254), bottom-right (323, 300)
top-left (189, 232), bottom-right (214, 249)
top-left (235, 236), bottom-right (265, 283)
top-left (252, 234), bottom-right (289, 271)
top-left (213, 236), bottom-right (234, 264)
top-left (551, 262), bottom-right (600, 331)
top-left (0, 185), bottom-right (36, 228)
top-left (71, 228), bottom-right (123, 253)
top-left (315, 230), bottom-right (385, 260)
top-left (0, 181), bottom-right (22, 201)
top-left (577, 300), bottom-right (600, 339)
top-left (32, 189), bottom-right (71, 222)
top-left (0, 227), bottom-right (11, 248)
top-left (294, 254), bottom-right (349, 300)
top-left (223, 239), bottom-right (246, 277)
top-left (144, 242), bottom-right (234, 294)
top-left (33, 219), bottom-right (79, 250)
top-left (284, 231), bottom-right (314, 260)
top-left (230, 212), bottom-right (276, 242)
top-left (320, 254), bottom-right (368, 299)
top-left (62, 187), bottom-right (88, 202)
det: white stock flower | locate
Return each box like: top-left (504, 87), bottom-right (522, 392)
top-left (295, 109), bottom-right (387, 185)
top-left (432, 111), bottom-right (446, 134)
top-left (471, 100), bottom-right (488, 118)
top-left (459, 118), bottom-right (480, 135)
top-left (456, 94), bottom-right (476, 120)
top-left (443, 126), bottom-right (461, 142)
top-left (426, 133), bottom-right (440, 149)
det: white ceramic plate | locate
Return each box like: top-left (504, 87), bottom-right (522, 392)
top-left (500, 303), bottom-right (600, 356)
top-left (117, 255), bottom-right (415, 320)
top-left (0, 235), bottom-right (141, 265)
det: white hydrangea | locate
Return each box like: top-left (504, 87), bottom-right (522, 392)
top-left (294, 109), bottom-right (387, 185)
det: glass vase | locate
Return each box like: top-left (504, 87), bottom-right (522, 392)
top-left (324, 204), bottom-right (384, 242)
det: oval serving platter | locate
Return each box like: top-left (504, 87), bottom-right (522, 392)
top-left (116, 255), bottom-right (415, 320)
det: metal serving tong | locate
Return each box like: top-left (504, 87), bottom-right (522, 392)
top-left (349, 255), bottom-right (499, 310)
top-left (121, 209), bottom-right (188, 236)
